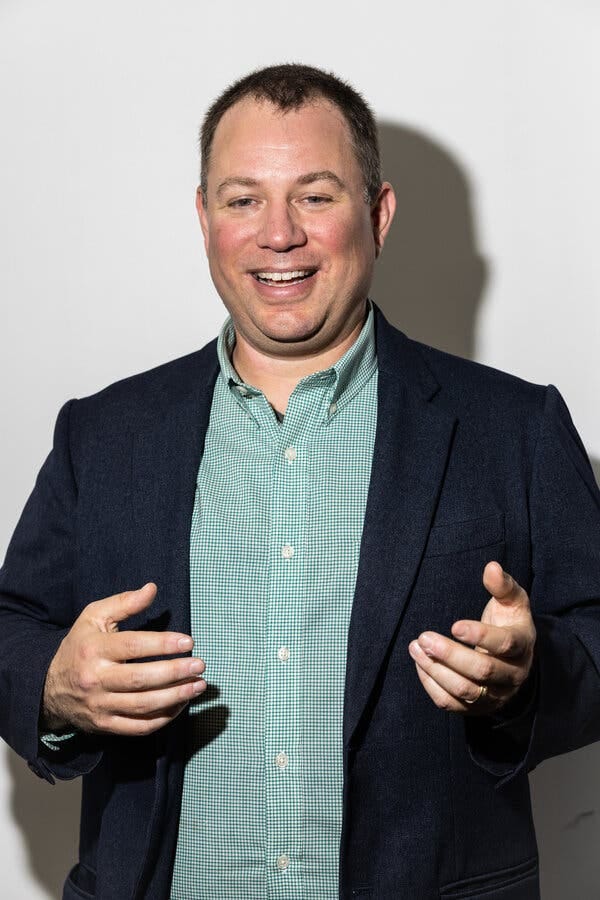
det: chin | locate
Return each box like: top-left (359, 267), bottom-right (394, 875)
top-left (256, 311), bottom-right (324, 345)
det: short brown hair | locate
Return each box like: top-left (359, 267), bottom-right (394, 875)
top-left (199, 63), bottom-right (381, 204)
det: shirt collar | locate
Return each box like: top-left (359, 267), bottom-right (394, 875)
top-left (216, 299), bottom-right (377, 418)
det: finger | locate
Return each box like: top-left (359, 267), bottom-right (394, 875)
top-left (103, 678), bottom-right (207, 718)
top-left (482, 562), bottom-right (529, 606)
top-left (85, 583), bottom-right (158, 631)
top-left (412, 658), bottom-right (469, 712)
top-left (410, 640), bottom-right (506, 701)
top-left (414, 631), bottom-right (522, 688)
top-left (99, 703), bottom-right (189, 737)
top-left (451, 619), bottom-right (531, 659)
top-left (102, 629), bottom-right (194, 662)
top-left (100, 656), bottom-right (205, 692)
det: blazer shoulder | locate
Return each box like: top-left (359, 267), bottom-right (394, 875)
top-left (64, 339), bottom-right (219, 444)
top-left (406, 338), bottom-right (560, 481)
top-left (75, 339), bottom-right (218, 411)
top-left (419, 340), bottom-right (547, 408)
top-left (374, 306), bottom-right (548, 424)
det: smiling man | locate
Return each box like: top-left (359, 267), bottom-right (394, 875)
top-left (198, 93), bottom-right (395, 416)
top-left (1, 64), bottom-right (600, 900)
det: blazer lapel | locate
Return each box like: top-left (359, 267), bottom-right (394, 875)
top-left (343, 311), bottom-right (457, 748)
top-left (131, 343), bottom-right (219, 637)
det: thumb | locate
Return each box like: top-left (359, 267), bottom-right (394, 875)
top-left (483, 562), bottom-right (528, 607)
top-left (85, 582), bottom-right (157, 631)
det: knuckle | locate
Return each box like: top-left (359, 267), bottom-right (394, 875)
top-left (509, 668), bottom-right (525, 690)
top-left (130, 697), bottom-right (150, 717)
top-left (123, 635), bottom-right (141, 659)
top-left (77, 669), bottom-right (99, 693)
top-left (457, 682), bottom-right (475, 703)
top-left (499, 634), bottom-right (514, 656)
top-left (437, 695), bottom-right (454, 711)
top-left (78, 641), bottom-right (96, 663)
top-left (135, 718), bottom-right (159, 736)
top-left (475, 658), bottom-right (493, 682)
top-left (95, 713), bottom-right (113, 732)
top-left (129, 670), bottom-right (147, 691)
top-left (87, 696), bottom-right (105, 719)
top-left (178, 684), bottom-right (191, 702)
top-left (182, 682), bottom-right (197, 700)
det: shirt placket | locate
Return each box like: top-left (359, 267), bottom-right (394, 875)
top-left (261, 381), bottom-right (329, 899)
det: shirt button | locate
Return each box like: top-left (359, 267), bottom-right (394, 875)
top-left (275, 751), bottom-right (289, 769)
top-left (276, 854), bottom-right (290, 871)
top-left (284, 446), bottom-right (297, 463)
top-left (329, 401), bottom-right (337, 416)
top-left (278, 646), bottom-right (290, 662)
top-left (236, 385), bottom-right (248, 395)
top-left (281, 544), bottom-right (294, 559)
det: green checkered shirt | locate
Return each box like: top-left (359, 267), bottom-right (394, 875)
top-left (170, 304), bottom-right (378, 899)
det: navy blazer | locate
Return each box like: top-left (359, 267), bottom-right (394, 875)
top-left (1, 307), bottom-right (600, 899)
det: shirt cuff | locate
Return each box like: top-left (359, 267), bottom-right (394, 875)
top-left (39, 729), bottom-right (78, 752)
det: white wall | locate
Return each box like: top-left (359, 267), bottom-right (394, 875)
top-left (1, 1), bottom-right (599, 896)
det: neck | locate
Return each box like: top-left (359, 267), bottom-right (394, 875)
top-left (231, 318), bottom-right (365, 416)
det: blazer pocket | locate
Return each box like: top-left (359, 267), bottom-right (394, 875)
top-left (439, 856), bottom-right (538, 898)
top-left (63, 863), bottom-right (96, 899)
top-left (424, 513), bottom-right (504, 558)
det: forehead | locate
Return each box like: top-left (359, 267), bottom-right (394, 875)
top-left (208, 97), bottom-right (361, 184)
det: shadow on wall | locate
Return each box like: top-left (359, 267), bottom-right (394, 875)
top-left (5, 122), bottom-right (600, 900)
top-left (7, 745), bottom-right (80, 898)
top-left (372, 121), bottom-right (487, 359)
top-left (375, 121), bottom-right (600, 900)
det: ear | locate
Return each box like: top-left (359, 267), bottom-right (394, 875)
top-left (371, 182), bottom-right (396, 257)
top-left (196, 187), bottom-right (210, 253)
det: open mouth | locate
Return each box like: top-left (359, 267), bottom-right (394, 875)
top-left (252, 269), bottom-right (316, 286)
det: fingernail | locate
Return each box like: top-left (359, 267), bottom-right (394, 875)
top-left (408, 641), bottom-right (421, 658)
top-left (193, 679), bottom-right (206, 693)
top-left (178, 637), bottom-right (194, 650)
top-left (453, 626), bottom-right (466, 639)
top-left (189, 660), bottom-right (204, 675)
top-left (418, 634), bottom-right (434, 654)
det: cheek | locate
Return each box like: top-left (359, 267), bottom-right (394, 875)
top-left (208, 222), bottom-right (253, 270)
top-left (315, 212), bottom-right (374, 262)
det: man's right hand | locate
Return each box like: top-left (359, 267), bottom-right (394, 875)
top-left (42, 583), bottom-right (206, 736)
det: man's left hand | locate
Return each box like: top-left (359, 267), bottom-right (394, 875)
top-left (408, 561), bottom-right (536, 715)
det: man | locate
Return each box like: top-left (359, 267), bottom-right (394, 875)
top-left (1, 63), bottom-right (599, 900)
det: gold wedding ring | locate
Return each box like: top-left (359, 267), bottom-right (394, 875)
top-left (465, 684), bottom-right (488, 705)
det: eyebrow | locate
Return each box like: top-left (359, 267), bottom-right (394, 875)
top-left (215, 176), bottom-right (259, 198)
top-left (296, 170), bottom-right (346, 190)
top-left (215, 170), bottom-right (346, 199)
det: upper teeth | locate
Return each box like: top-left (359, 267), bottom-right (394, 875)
top-left (256, 270), bottom-right (311, 281)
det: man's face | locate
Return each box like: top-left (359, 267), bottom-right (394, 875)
top-left (197, 97), bottom-right (395, 360)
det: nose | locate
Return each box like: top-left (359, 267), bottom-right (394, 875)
top-left (256, 200), bottom-right (307, 251)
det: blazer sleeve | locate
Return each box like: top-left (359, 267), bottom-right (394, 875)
top-left (0, 399), bottom-right (102, 783)
top-left (468, 385), bottom-right (600, 782)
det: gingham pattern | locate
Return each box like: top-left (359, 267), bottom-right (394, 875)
top-left (171, 305), bottom-right (378, 900)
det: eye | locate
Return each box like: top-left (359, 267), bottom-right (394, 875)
top-left (228, 197), bottom-right (255, 208)
top-left (303, 195), bottom-right (331, 205)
